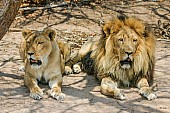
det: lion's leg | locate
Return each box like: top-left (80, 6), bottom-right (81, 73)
top-left (137, 78), bottom-right (157, 100)
top-left (65, 39), bottom-right (95, 74)
top-left (65, 62), bottom-right (82, 74)
top-left (24, 74), bottom-right (43, 100)
top-left (61, 54), bottom-right (73, 75)
top-left (49, 75), bottom-right (65, 101)
top-left (65, 52), bottom-right (82, 74)
top-left (57, 40), bottom-right (74, 75)
top-left (64, 66), bottom-right (73, 75)
top-left (73, 62), bottom-right (82, 74)
top-left (101, 77), bottom-right (126, 100)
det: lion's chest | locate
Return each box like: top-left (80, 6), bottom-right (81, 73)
top-left (111, 71), bottom-right (134, 87)
top-left (120, 79), bottom-right (130, 87)
top-left (114, 75), bottom-right (130, 87)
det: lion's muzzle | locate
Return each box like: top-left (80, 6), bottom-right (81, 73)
top-left (120, 58), bottom-right (132, 66)
top-left (120, 51), bottom-right (133, 69)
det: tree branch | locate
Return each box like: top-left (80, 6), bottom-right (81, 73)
top-left (0, 0), bottom-right (21, 40)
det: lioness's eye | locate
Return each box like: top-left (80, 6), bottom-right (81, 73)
top-left (38, 42), bottom-right (44, 44)
top-left (118, 38), bottom-right (123, 41)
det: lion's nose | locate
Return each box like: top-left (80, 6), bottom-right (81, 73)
top-left (125, 52), bottom-right (133, 56)
top-left (27, 52), bottom-right (34, 56)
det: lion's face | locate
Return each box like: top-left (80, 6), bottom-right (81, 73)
top-left (113, 27), bottom-right (140, 69)
top-left (103, 16), bottom-right (148, 70)
top-left (22, 29), bottom-right (56, 69)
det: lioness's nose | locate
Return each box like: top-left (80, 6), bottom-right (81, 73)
top-left (27, 52), bottom-right (34, 56)
top-left (125, 52), bottom-right (133, 55)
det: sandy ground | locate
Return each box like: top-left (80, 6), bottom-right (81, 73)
top-left (0, 1), bottom-right (170, 113)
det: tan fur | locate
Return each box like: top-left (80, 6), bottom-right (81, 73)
top-left (19, 28), bottom-right (71, 100)
top-left (70, 15), bottom-right (157, 100)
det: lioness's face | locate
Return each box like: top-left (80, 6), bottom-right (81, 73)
top-left (113, 27), bottom-right (140, 69)
top-left (23, 30), bottom-right (54, 69)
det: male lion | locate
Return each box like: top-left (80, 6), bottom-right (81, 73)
top-left (19, 28), bottom-right (71, 100)
top-left (70, 15), bottom-right (157, 100)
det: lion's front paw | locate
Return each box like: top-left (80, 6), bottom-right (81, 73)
top-left (73, 64), bottom-right (81, 74)
top-left (115, 92), bottom-right (126, 100)
top-left (139, 87), bottom-right (157, 100)
top-left (64, 66), bottom-right (73, 75)
top-left (50, 89), bottom-right (65, 101)
top-left (30, 87), bottom-right (43, 100)
top-left (114, 88), bottom-right (126, 100)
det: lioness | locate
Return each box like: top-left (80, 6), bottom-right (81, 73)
top-left (19, 28), bottom-right (71, 100)
top-left (70, 15), bottom-right (157, 100)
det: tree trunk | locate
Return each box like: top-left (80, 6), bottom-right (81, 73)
top-left (0, 0), bottom-right (21, 40)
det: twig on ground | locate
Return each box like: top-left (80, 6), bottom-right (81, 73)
top-left (19, 2), bottom-right (68, 11)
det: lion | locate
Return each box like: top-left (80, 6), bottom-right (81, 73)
top-left (70, 15), bottom-right (157, 100)
top-left (19, 28), bottom-right (71, 100)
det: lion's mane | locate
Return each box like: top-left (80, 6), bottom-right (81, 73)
top-left (88, 15), bottom-right (156, 86)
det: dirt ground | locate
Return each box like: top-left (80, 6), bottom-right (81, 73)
top-left (0, 0), bottom-right (170, 113)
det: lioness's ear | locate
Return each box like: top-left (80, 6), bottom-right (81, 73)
top-left (43, 28), bottom-right (56, 40)
top-left (22, 29), bottom-right (32, 38)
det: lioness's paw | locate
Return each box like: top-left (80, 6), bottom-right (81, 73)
top-left (30, 87), bottom-right (43, 100)
top-left (64, 66), bottom-right (73, 75)
top-left (51, 92), bottom-right (65, 101)
top-left (50, 89), bottom-right (65, 101)
top-left (73, 64), bottom-right (81, 74)
top-left (139, 87), bottom-right (157, 100)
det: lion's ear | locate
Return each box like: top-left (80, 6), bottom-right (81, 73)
top-left (43, 28), bottom-right (56, 40)
top-left (143, 24), bottom-right (151, 37)
top-left (22, 29), bottom-right (32, 39)
top-left (103, 23), bottom-right (112, 37)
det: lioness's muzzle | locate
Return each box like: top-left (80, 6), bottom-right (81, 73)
top-left (30, 58), bottom-right (42, 66)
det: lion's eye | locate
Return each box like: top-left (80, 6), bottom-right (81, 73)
top-left (27, 42), bottom-right (30, 44)
top-left (133, 39), bottom-right (137, 42)
top-left (38, 42), bottom-right (44, 44)
top-left (118, 38), bottom-right (124, 42)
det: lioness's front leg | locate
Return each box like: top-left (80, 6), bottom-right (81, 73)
top-left (101, 77), bottom-right (126, 100)
top-left (137, 78), bottom-right (157, 100)
top-left (24, 74), bottom-right (43, 100)
top-left (49, 75), bottom-right (65, 101)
